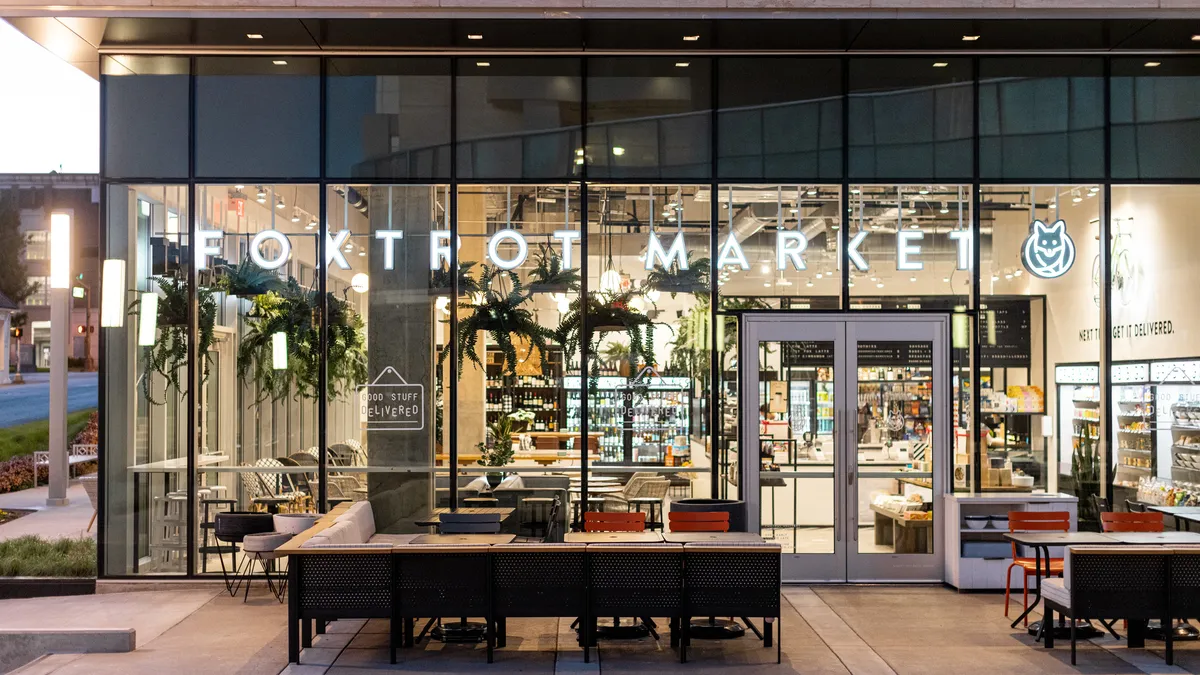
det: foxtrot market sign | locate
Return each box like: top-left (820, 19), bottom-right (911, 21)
top-left (360, 367), bottom-right (425, 431)
top-left (195, 228), bottom-right (975, 273)
top-left (1021, 219), bottom-right (1076, 279)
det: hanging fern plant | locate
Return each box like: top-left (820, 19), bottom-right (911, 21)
top-left (126, 274), bottom-right (217, 405)
top-left (214, 258), bottom-right (284, 297)
top-left (438, 264), bottom-right (555, 378)
top-left (237, 278), bottom-right (367, 403)
top-left (527, 243), bottom-right (580, 293)
top-left (430, 260), bottom-right (483, 296)
top-left (644, 253), bottom-right (710, 299)
top-left (556, 291), bottom-right (659, 394)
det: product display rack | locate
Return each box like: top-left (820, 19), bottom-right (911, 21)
top-left (1112, 362), bottom-right (1156, 490)
top-left (564, 375), bottom-right (691, 465)
top-left (484, 346), bottom-right (565, 432)
top-left (1149, 360), bottom-right (1200, 486)
top-left (856, 367), bottom-right (933, 442)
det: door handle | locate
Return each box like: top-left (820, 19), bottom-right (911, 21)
top-left (848, 471), bottom-right (855, 486)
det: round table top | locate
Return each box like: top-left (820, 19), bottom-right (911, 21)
top-left (570, 477), bottom-right (619, 484)
top-left (568, 486), bottom-right (622, 494)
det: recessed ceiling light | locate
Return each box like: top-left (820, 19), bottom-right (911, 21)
top-left (467, 34), bottom-right (483, 40)
top-left (962, 35), bottom-right (980, 42)
top-left (933, 62), bottom-right (949, 68)
top-left (683, 35), bottom-right (700, 42)
top-left (1145, 61), bottom-right (1162, 68)
top-left (272, 60), bottom-right (287, 66)
top-left (675, 62), bottom-right (690, 68)
top-left (247, 33), bottom-right (264, 40)
top-left (476, 61), bottom-right (490, 67)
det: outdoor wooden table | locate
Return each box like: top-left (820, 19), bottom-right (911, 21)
top-left (1107, 531), bottom-right (1200, 544)
top-left (1147, 505), bottom-right (1200, 531)
top-left (564, 532), bottom-right (664, 543)
top-left (663, 532), bottom-right (765, 544)
top-left (1003, 532), bottom-right (1117, 637)
top-left (410, 534), bottom-right (516, 545)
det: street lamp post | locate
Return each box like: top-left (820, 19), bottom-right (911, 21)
top-left (47, 211), bottom-right (71, 507)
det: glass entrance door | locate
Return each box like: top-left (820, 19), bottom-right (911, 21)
top-left (742, 314), bottom-right (947, 583)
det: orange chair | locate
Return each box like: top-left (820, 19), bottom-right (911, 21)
top-left (1005, 511), bottom-right (1070, 624)
top-left (668, 511), bottom-right (730, 533)
top-left (1100, 511), bottom-right (1164, 533)
top-left (584, 511), bottom-right (645, 532)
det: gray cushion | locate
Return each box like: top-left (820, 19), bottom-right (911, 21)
top-left (1042, 578), bottom-right (1071, 609)
top-left (243, 532), bottom-right (291, 553)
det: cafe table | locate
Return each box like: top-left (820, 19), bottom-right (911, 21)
top-left (410, 533), bottom-right (515, 545)
top-left (663, 532), bottom-right (765, 544)
top-left (1147, 505), bottom-right (1200, 532)
top-left (564, 531), bottom-right (664, 543)
top-left (1003, 531), bottom-right (1116, 640)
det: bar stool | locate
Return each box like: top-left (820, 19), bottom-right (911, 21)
top-left (150, 491), bottom-right (188, 573)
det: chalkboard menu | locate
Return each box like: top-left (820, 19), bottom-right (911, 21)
top-left (781, 341), bottom-right (835, 367)
top-left (980, 300), bottom-right (1031, 367)
top-left (857, 341), bottom-right (933, 367)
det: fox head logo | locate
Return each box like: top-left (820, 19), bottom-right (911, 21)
top-left (1021, 219), bottom-right (1076, 279)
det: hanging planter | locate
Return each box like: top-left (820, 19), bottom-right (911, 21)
top-left (527, 243), bottom-right (580, 295)
top-left (126, 274), bottom-right (217, 405)
top-left (644, 253), bottom-right (711, 299)
top-left (429, 261), bottom-right (483, 297)
top-left (237, 278), bottom-right (367, 403)
top-left (556, 291), bottom-right (660, 394)
top-left (214, 259), bottom-right (284, 298)
top-left (439, 264), bottom-right (555, 379)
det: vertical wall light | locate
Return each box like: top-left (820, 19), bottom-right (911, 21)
top-left (272, 331), bottom-right (288, 370)
top-left (100, 259), bottom-right (126, 328)
top-left (137, 293), bottom-right (159, 346)
top-left (50, 212), bottom-right (71, 289)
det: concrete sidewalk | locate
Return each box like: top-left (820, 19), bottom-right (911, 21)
top-left (0, 481), bottom-right (95, 542)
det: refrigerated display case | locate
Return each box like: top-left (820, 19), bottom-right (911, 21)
top-left (1150, 360), bottom-right (1200, 488)
top-left (1056, 363), bottom-right (1101, 497)
top-left (1111, 362), bottom-right (1155, 499)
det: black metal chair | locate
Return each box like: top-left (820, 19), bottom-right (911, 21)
top-left (392, 545), bottom-right (494, 663)
top-left (288, 550), bottom-right (394, 664)
top-left (585, 543), bottom-right (684, 661)
top-left (490, 544), bottom-right (586, 653)
top-left (681, 542), bottom-right (782, 663)
top-left (1126, 499), bottom-right (1148, 513)
top-left (1042, 547), bottom-right (1170, 665)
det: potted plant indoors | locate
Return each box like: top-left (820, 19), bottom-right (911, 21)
top-left (214, 258), bottom-right (284, 298)
top-left (430, 260), bottom-right (483, 297)
top-left (644, 253), bottom-right (711, 299)
top-left (476, 410), bottom-right (534, 486)
top-left (556, 290), bottom-right (659, 394)
top-left (440, 264), bottom-right (556, 379)
top-left (127, 274), bottom-right (217, 405)
top-left (527, 243), bottom-right (581, 294)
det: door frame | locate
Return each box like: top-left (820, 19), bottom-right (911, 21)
top-left (739, 312), bottom-right (950, 583)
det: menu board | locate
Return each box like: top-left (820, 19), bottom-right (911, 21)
top-left (857, 341), bottom-right (932, 367)
top-left (980, 300), bottom-right (1031, 367)
top-left (782, 341), bottom-right (835, 367)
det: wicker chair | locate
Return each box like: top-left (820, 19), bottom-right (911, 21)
top-left (79, 473), bottom-right (99, 532)
top-left (605, 478), bottom-right (670, 513)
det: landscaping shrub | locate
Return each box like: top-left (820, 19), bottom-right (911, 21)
top-left (0, 409), bottom-right (97, 463)
top-left (0, 536), bottom-right (96, 577)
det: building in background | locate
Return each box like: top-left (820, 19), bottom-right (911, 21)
top-left (1, 174), bottom-right (100, 371)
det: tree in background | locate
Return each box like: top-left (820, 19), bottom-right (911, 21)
top-left (0, 190), bottom-right (37, 305)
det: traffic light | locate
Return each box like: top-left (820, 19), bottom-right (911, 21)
top-left (76, 325), bottom-right (85, 335)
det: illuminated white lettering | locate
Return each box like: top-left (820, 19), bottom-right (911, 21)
top-left (896, 231), bottom-right (924, 271)
top-left (250, 230), bottom-right (291, 271)
top-left (552, 230), bottom-right (580, 270)
top-left (776, 231), bottom-right (809, 271)
top-left (645, 232), bottom-right (688, 271)
top-left (847, 231), bottom-right (869, 271)
top-left (487, 229), bottom-right (529, 270)
top-left (196, 229), bottom-right (223, 271)
top-left (716, 233), bottom-right (751, 270)
top-left (430, 230), bottom-right (452, 270)
top-left (327, 230), bottom-right (351, 270)
top-left (375, 230), bottom-right (404, 270)
top-left (948, 230), bottom-right (972, 271)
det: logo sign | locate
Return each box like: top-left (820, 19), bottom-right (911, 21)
top-left (1021, 219), bottom-right (1076, 279)
top-left (359, 366), bottom-right (425, 431)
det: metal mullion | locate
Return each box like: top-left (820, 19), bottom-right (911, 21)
top-left (97, 65), bottom-right (109, 576)
top-left (317, 55), bottom-right (329, 512)
top-left (971, 56), bottom-right (983, 496)
top-left (185, 55), bottom-right (198, 578)
top-left (580, 55), bottom-right (589, 506)
top-left (709, 55), bottom-right (719, 499)
top-left (1101, 56), bottom-right (1113, 509)
top-left (840, 55), bottom-right (850, 310)
top-left (449, 56), bottom-right (459, 512)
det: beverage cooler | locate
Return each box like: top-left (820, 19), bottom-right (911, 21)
top-left (1055, 363), bottom-right (1100, 497)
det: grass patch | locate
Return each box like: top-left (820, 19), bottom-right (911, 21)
top-left (0, 536), bottom-right (96, 577)
top-left (0, 409), bottom-right (96, 463)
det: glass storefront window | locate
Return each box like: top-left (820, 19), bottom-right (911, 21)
top-left (326, 184), bottom-right (448, 530)
top-left (194, 57), bottom-right (320, 179)
top-left (717, 58), bottom-right (842, 180)
top-left (980, 185), bottom-right (1101, 514)
top-left (103, 184), bottom-right (190, 575)
top-left (846, 185), bottom-right (973, 308)
top-left (1112, 57), bottom-right (1200, 180)
top-left (455, 59), bottom-right (582, 180)
top-left (849, 58), bottom-right (973, 180)
top-left (586, 59), bottom-right (712, 180)
top-left (452, 185), bottom-right (583, 519)
top-left (979, 58), bottom-right (1104, 181)
top-left (585, 184), bottom-right (713, 503)
top-left (716, 184), bottom-right (842, 308)
top-left (325, 58), bottom-right (452, 180)
top-left (102, 56), bottom-right (189, 180)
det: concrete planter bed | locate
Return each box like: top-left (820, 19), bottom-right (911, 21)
top-left (0, 576), bottom-right (96, 599)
